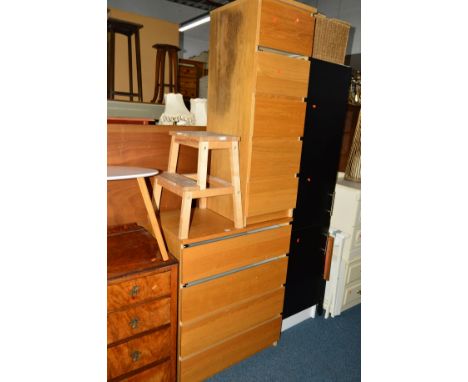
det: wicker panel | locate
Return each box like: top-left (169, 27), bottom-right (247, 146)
top-left (312, 15), bottom-right (350, 65)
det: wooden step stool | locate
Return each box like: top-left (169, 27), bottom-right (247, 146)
top-left (154, 131), bottom-right (244, 239)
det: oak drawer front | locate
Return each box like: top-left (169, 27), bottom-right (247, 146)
top-left (253, 95), bottom-right (306, 138)
top-left (180, 317), bottom-right (281, 382)
top-left (181, 257), bottom-right (288, 322)
top-left (107, 326), bottom-right (171, 380)
top-left (180, 288), bottom-right (284, 357)
top-left (119, 360), bottom-right (171, 382)
top-left (250, 138), bottom-right (302, 178)
top-left (247, 176), bottom-right (298, 217)
top-left (258, 0), bottom-right (315, 56)
top-left (108, 271), bottom-right (171, 311)
top-left (181, 225), bottom-right (291, 284)
top-left (256, 51), bottom-right (310, 99)
top-left (107, 297), bottom-right (171, 345)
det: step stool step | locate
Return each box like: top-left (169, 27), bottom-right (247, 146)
top-left (156, 173), bottom-right (200, 197)
top-left (169, 131), bottom-right (239, 142)
top-left (156, 173), bottom-right (234, 199)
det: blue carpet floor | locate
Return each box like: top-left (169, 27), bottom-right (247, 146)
top-left (207, 305), bottom-right (361, 382)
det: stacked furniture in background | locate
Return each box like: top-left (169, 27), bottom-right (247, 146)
top-left (178, 58), bottom-right (205, 106)
top-left (323, 173), bottom-right (361, 317)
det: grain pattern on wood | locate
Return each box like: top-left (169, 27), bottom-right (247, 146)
top-left (181, 257), bottom-right (288, 322)
top-left (259, 0), bottom-right (315, 56)
top-left (255, 50), bottom-right (310, 99)
top-left (107, 297), bottom-right (171, 345)
top-left (253, 95), bottom-right (306, 138)
top-left (107, 326), bottom-right (171, 380)
top-left (107, 224), bottom-right (178, 279)
top-left (118, 360), bottom-right (171, 382)
top-left (245, 209), bottom-right (292, 225)
top-left (160, 208), bottom-right (291, 253)
top-left (229, 141), bottom-right (244, 227)
top-left (249, 138), bottom-right (302, 178)
top-left (181, 225), bottom-right (291, 284)
top-left (207, 0), bottom-right (259, 221)
top-left (247, 176), bottom-right (298, 217)
top-left (107, 224), bottom-right (178, 382)
top-left (108, 271), bottom-right (171, 311)
top-left (180, 317), bottom-right (281, 381)
top-left (180, 288), bottom-right (284, 357)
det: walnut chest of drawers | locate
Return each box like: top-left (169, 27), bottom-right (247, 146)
top-left (108, 224), bottom-right (178, 381)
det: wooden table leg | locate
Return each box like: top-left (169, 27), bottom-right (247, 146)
top-left (136, 177), bottom-right (169, 261)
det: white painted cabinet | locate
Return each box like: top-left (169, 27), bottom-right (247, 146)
top-left (323, 173), bottom-right (361, 318)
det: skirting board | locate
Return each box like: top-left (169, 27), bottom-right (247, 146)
top-left (281, 305), bottom-right (316, 332)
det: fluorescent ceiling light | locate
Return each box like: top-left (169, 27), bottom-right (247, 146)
top-left (179, 15), bottom-right (210, 32)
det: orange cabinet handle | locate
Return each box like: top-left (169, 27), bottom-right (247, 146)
top-left (323, 236), bottom-right (334, 281)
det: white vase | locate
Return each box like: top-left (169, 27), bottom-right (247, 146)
top-left (190, 98), bottom-right (208, 126)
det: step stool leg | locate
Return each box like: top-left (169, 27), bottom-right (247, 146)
top-left (229, 141), bottom-right (244, 228)
top-left (167, 135), bottom-right (180, 173)
top-left (136, 177), bottom-right (169, 261)
top-left (179, 191), bottom-right (193, 239)
top-left (197, 141), bottom-right (209, 209)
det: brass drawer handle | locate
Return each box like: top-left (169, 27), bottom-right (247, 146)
top-left (129, 285), bottom-right (140, 297)
top-left (131, 350), bottom-right (141, 362)
top-left (129, 317), bottom-right (139, 329)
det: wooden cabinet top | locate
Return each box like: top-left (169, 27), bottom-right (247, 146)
top-left (107, 223), bottom-right (177, 280)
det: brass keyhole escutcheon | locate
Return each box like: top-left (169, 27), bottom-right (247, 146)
top-left (130, 285), bottom-right (140, 297)
top-left (129, 317), bottom-right (139, 329)
top-left (131, 350), bottom-right (141, 362)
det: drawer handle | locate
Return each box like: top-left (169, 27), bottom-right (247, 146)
top-left (129, 285), bottom-right (140, 297)
top-left (131, 350), bottom-right (141, 362)
top-left (129, 317), bottom-right (139, 329)
top-left (357, 290), bottom-right (361, 295)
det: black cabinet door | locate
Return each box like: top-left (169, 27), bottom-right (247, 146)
top-left (284, 59), bottom-right (351, 318)
top-left (300, 58), bottom-right (351, 184)
top-left (293, 173), bottom-right (333, 229)
top-left (283, 227), bottom-right (328, 318)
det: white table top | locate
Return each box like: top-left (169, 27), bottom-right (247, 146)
top-left (107, 166), bottom-right (159, 181)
